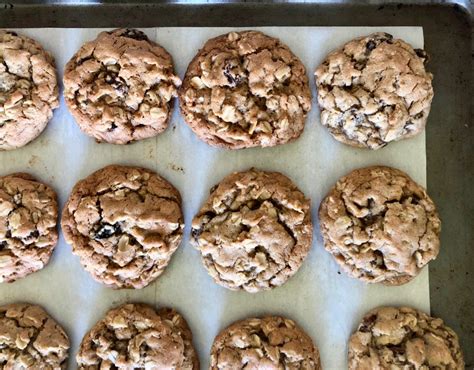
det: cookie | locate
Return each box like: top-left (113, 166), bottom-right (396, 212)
top-left (0, 173), bottom-right (58, 283)
top-left (179, 31), bottom-right (312, 149)
top-left (210, 316), bottom-right (321, 369)
top-left (315, 32), bottom-right (433, 149)
top-left (0, 303), bottom-right (69, 369)
top-left (76, 303), bottom-right (199, 369)
top-left (61, 165), bottom-right (183, 289)
top-left (0, 30), bottom-right (59, 150)
top-left (63, 28), bottom-right (181, 144)
top-left (191, 168), bottom-right (312, 292)
top-left (319, 166), bottom-right (440, 285)
top-left (349, 306), bottom-right (464, 369)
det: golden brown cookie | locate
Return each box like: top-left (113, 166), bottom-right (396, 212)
top-left (61, 165), bottom-right (183, 289)
top-left (0, 303), bottom-right (69, 369)
top-left (191, 168), bottom-right (313, 292)
top-left (349, 306), bottom-right (464, 369)
top-left (76, 303), bottom-right (199, 369)
top-left (180, 31), bottom-right (312, 149)
top-left (319, 166), bottom-right (440, 285)
top-left (315, 32), bottom-right (433, 149)
top-left (0, 173), bottom-right (58, 283)
top-left (63, 28), bottom-right (181, 144)
top-left (0, 30), bottom-right (59, 150)
top-left (210, 316), bottom-right (321, 369)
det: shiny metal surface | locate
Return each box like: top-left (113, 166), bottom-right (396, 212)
top-left (0, 1), bottom-right (472, 366)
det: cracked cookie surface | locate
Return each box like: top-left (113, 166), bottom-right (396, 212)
top-left (315, 32), bottom-right (433, 149)
top-left (0, 303), bottom-right (69, 369)
top-left (0, 30), bottom-right (59, 150)
top-left (191, 169), bottom-right (312, 292)
top-left (210, 316), bottom-right (321, 369)
top-left (63, 28), bottom-right (181, 144)
top-left (61, 165), bottom-right (183, 289)
top-left (0, 173), bottom-right (58, 283)
top-left (349, 306), bottom-right (464, 369)
top-left (179, 31), bottom-right (312, 149)
top-left (77, 303), bottom-right (199, 369)
top-left (319, 166), bottom-right (440, 285)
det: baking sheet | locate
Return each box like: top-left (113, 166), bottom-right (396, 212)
top-left (0, 27), bottom-right (428, 369)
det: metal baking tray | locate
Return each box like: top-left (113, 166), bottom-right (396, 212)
top-left (1, 0), bottom-right (472, 366)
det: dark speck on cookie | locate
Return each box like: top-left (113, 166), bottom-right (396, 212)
top-left (94, 223), bottom-right (120, 240)
top-left (121, 29), bottom-right (149, 41)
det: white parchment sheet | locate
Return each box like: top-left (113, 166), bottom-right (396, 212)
top-left (0, 27), bottom-right (429, 369)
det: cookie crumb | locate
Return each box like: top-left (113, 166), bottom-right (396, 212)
top-left (168, 163), bottom-right (184, 173)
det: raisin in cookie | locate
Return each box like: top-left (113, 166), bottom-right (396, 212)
top-left (61, 165), bottom-right (183, 289)
top-left (63, 28), bottom-right (181, 144)
top-left (315, 32), bottom-right (433, 149)
top-left (77, 303), bottom-right (199, 369)
top-left (180, 31), bottom-right (312, 149)
top-left (349, 306), bottom-right (464, 369)
top-left (0, 173), bottom-right (58, 283)
top-left (0, 30), bottom-right (59, 150)
top-left (0, 303), bottom-right (70, 369)
top-left (210, 316), bottom-right (321, 369)
top-left (191, 169), bottom-right (312, 292)
top-left (319, 166), bottom-right (440, 285)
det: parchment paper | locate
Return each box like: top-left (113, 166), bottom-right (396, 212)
top-left (0, 27), bottom-right (429, 369)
